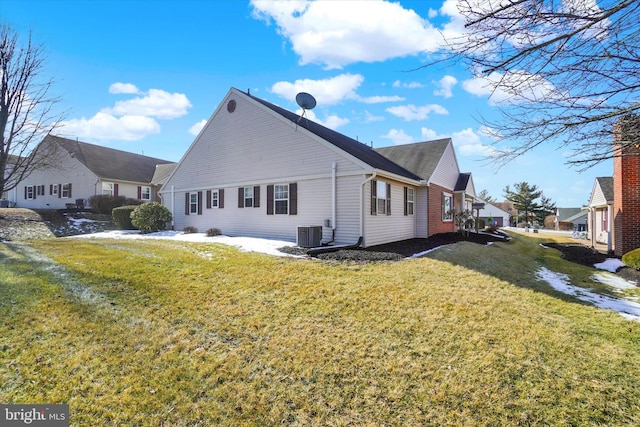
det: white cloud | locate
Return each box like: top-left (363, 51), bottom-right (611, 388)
top-left (462, 71), bottom-right (560, 106)
top-left (386, 104), bottom-right (448, 121)
top-left (420, 126), bottom-right (500, 157)
top-left (355, 94), bottom-right (405, 104)
top-left (60, 112), bottom-right (160, 141)
top-left (301, 110), bottom-right (349, 130)
top-left (433, 75), bottom-right (457, 98)
top-left (251, 0), bottom-right (443, 69)
top-left (364, 111), bottom-right (385, 123)
top-left (189, 119), bottom-right (207, 136)
top-left (271, 74), bottom-right (364, 105)
top-left (109, 82), bottom-right (139, 94)
top-left (381, 129), bottom-right (414, 145)
top-left (393, 80), bottom-right (426, 89)
top-left (103, 88), bottom-right (192, 119)
top-left (61, 84), bottom-right (192, 141)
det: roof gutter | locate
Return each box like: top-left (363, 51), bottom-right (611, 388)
top-left (360, 171), bottom-right (377, 243)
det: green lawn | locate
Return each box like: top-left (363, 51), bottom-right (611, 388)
top-left (1, 234), bottom-right (639, 426)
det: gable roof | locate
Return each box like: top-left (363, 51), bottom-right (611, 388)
top-left (244, 90), bottom-right (422, 182)
top-left (596, 176), bottom-right (614, 202)
top-left (556, 207), bottom-right (584, 221)
top-left (374, 139), bottom-right (451, 182)
top-left (45, 134), bottom-right (174, 184)
top-left (151, 163), bottom-right (178, 186)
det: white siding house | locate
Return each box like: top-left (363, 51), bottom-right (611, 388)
top-left (161, 88), bottom-right (476, 248)
top-left (588, 177), bottom-right (614, 252)
top-left (16, 135), bottom-right (175, 210)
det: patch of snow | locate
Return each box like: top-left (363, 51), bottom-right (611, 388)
top-left (591, 272), bottom-right (638, 291)
top-left (68, 230), bottom-right (298, 257)
top-left (410, 245), bottom-right (446, 258)
top-left (594, 258), bottom-right (625, 272)
top-left (536, 267), bottom-right (640, 322)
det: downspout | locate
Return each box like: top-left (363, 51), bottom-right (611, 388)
top-left (607, 203), bottom-right (613, 254)
top-left (590, 206), bottom-right (596, 248)
top-left (360, 171), bottom-right (377, 243)
top-left (332, 162), bottom-right (336, 234)
top-left (171, 185), bottom-right (175, 229)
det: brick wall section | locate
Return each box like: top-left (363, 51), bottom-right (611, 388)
top-left (613, 119), bottom-right (640, 256)
top-left (427, 183), bottom-right (456, 236)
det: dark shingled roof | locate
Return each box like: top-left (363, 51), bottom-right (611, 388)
top-left (45, 134), bottom-right (174, 183)
top-left (454, 172), bottom-right (471, 192)
top-left (246, 91), bottom-right (422, 181)
top-left (374, 139), bottom-right (451, 181)
top-left (596, 176), bottom-right (614, 202)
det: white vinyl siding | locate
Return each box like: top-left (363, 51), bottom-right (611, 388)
top-left (164, 91), bottom-right (369, 245)
top-left (364, 180), bottom-right (416, 247)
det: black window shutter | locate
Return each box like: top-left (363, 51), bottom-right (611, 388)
top-left (386, 183), bottom-right (391, 215)
top-left (33, 186), bottom-right (36, 200)
top-left (238, 187), bottom-right (244, 208)
top-left (254, 186), bottom-right (260, 208)
top-left (219, 189), bottom-right (224, 208)
top-left (206, 190), bottom-right (212, 209)
top-left (185, 193), bottom-right (190, 215)
top-left (137, 186), bottom-right (142, 199)
top-left (371, 180), bottom-right (377, 215)
top-left (58, 184), bottom-right (62, 198)
top-left (24, 186), bottom-right (27, 199)
top-left (197, 191), bottom-right (203, 215)
top-left (68, 183), bottom-right (72, 198)
top-left (113, 183), bottom-right (118, 196)
top-left (50, 184), bottom-right (53, 195)
top-left (289, 183), bottom-right (297, 215)
top-left (404, 187), bottom-right (408, 216)
top-left (266, 185), bottom-right (274, 215)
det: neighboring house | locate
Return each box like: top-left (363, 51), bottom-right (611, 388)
top-left (17, 135), bottom-right (175, 210)
top-left (1, 154), bottom-right (21, 207)
top-left (493, 201), bottom-right (516, 226)
top-left (474, 200), bottom-right (510, 227)
top-left (160, 87), bottom-right (476, 247)
top-left (589, 177), bottom-right (614, 253)
top-left (554, 207), bottom-right (588, 231)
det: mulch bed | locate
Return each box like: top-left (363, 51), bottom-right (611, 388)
top-left (363, 232), bottom-right (506, 258)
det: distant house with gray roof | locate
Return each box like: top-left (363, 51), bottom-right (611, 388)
top-left (161, 87), bottom-right (476, 247)
top-left (588, 176), bottom-right (614, 252)
top-left (16, 134), bottom-right (175, 210)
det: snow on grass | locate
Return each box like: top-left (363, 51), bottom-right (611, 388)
top-left (536, 267), bottom-right (640, 322)
top-left (69, 230), bottom-right (298, 257)
top-left (594, 258), bottom-right (625, 272)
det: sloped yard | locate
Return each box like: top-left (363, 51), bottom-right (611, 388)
top-left (1, 230), bottom-right (639, 425)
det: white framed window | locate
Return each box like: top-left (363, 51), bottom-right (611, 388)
top-left (442, 193), bottom-right (453, 221)
top-left (244, 187), bottom-right (254, 208)
top-left (140, 186), bottom-right (151, 201)
top-left (274, 184), bottom-right (289, 214)
top-left (37, 185), bottom-right (45, 196)
top-left (62, 183), bottom-right (71, 199)
top-left (211, 189), bottom-right (219, 208)
top-left (406, 188), bottom-right (414, 215)
top-left (189, 192), bottom-right (199, 214)
top-left (376, 180), bottom-right (387, 215)
top-left (52, 184), bottom-right (58, 196)
top-left (26, 185), bottom-right (35, 199)
top-left (102, 182), bottom-right (114, 196)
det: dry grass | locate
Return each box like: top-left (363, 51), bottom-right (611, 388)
top-left (1, 234), bottom-right (639, 426)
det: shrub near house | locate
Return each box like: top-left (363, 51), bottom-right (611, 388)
top-left (131, 202), bottom-right (172, 233)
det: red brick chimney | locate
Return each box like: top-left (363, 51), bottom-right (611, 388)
top-left (613, 116), bottom-right (640, 256)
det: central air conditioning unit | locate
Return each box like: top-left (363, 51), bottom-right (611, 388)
top-left (297, 226), bottom-right (322, 248)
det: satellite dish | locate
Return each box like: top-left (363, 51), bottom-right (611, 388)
top-left (295, 92), bottom-right (317, 130)
top-left (296, 92), bottom-right (317, 110)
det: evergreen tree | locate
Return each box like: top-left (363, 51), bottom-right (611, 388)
top-left (503, 182), bottom-right (554, 227)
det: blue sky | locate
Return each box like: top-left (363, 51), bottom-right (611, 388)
top-left (2, 0), bottom-right (612, 206)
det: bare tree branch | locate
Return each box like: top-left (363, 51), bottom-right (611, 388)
top-left (0, 24), bottom-right (66, 197)
top-left (421, 0), bottom-right (640, 168)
